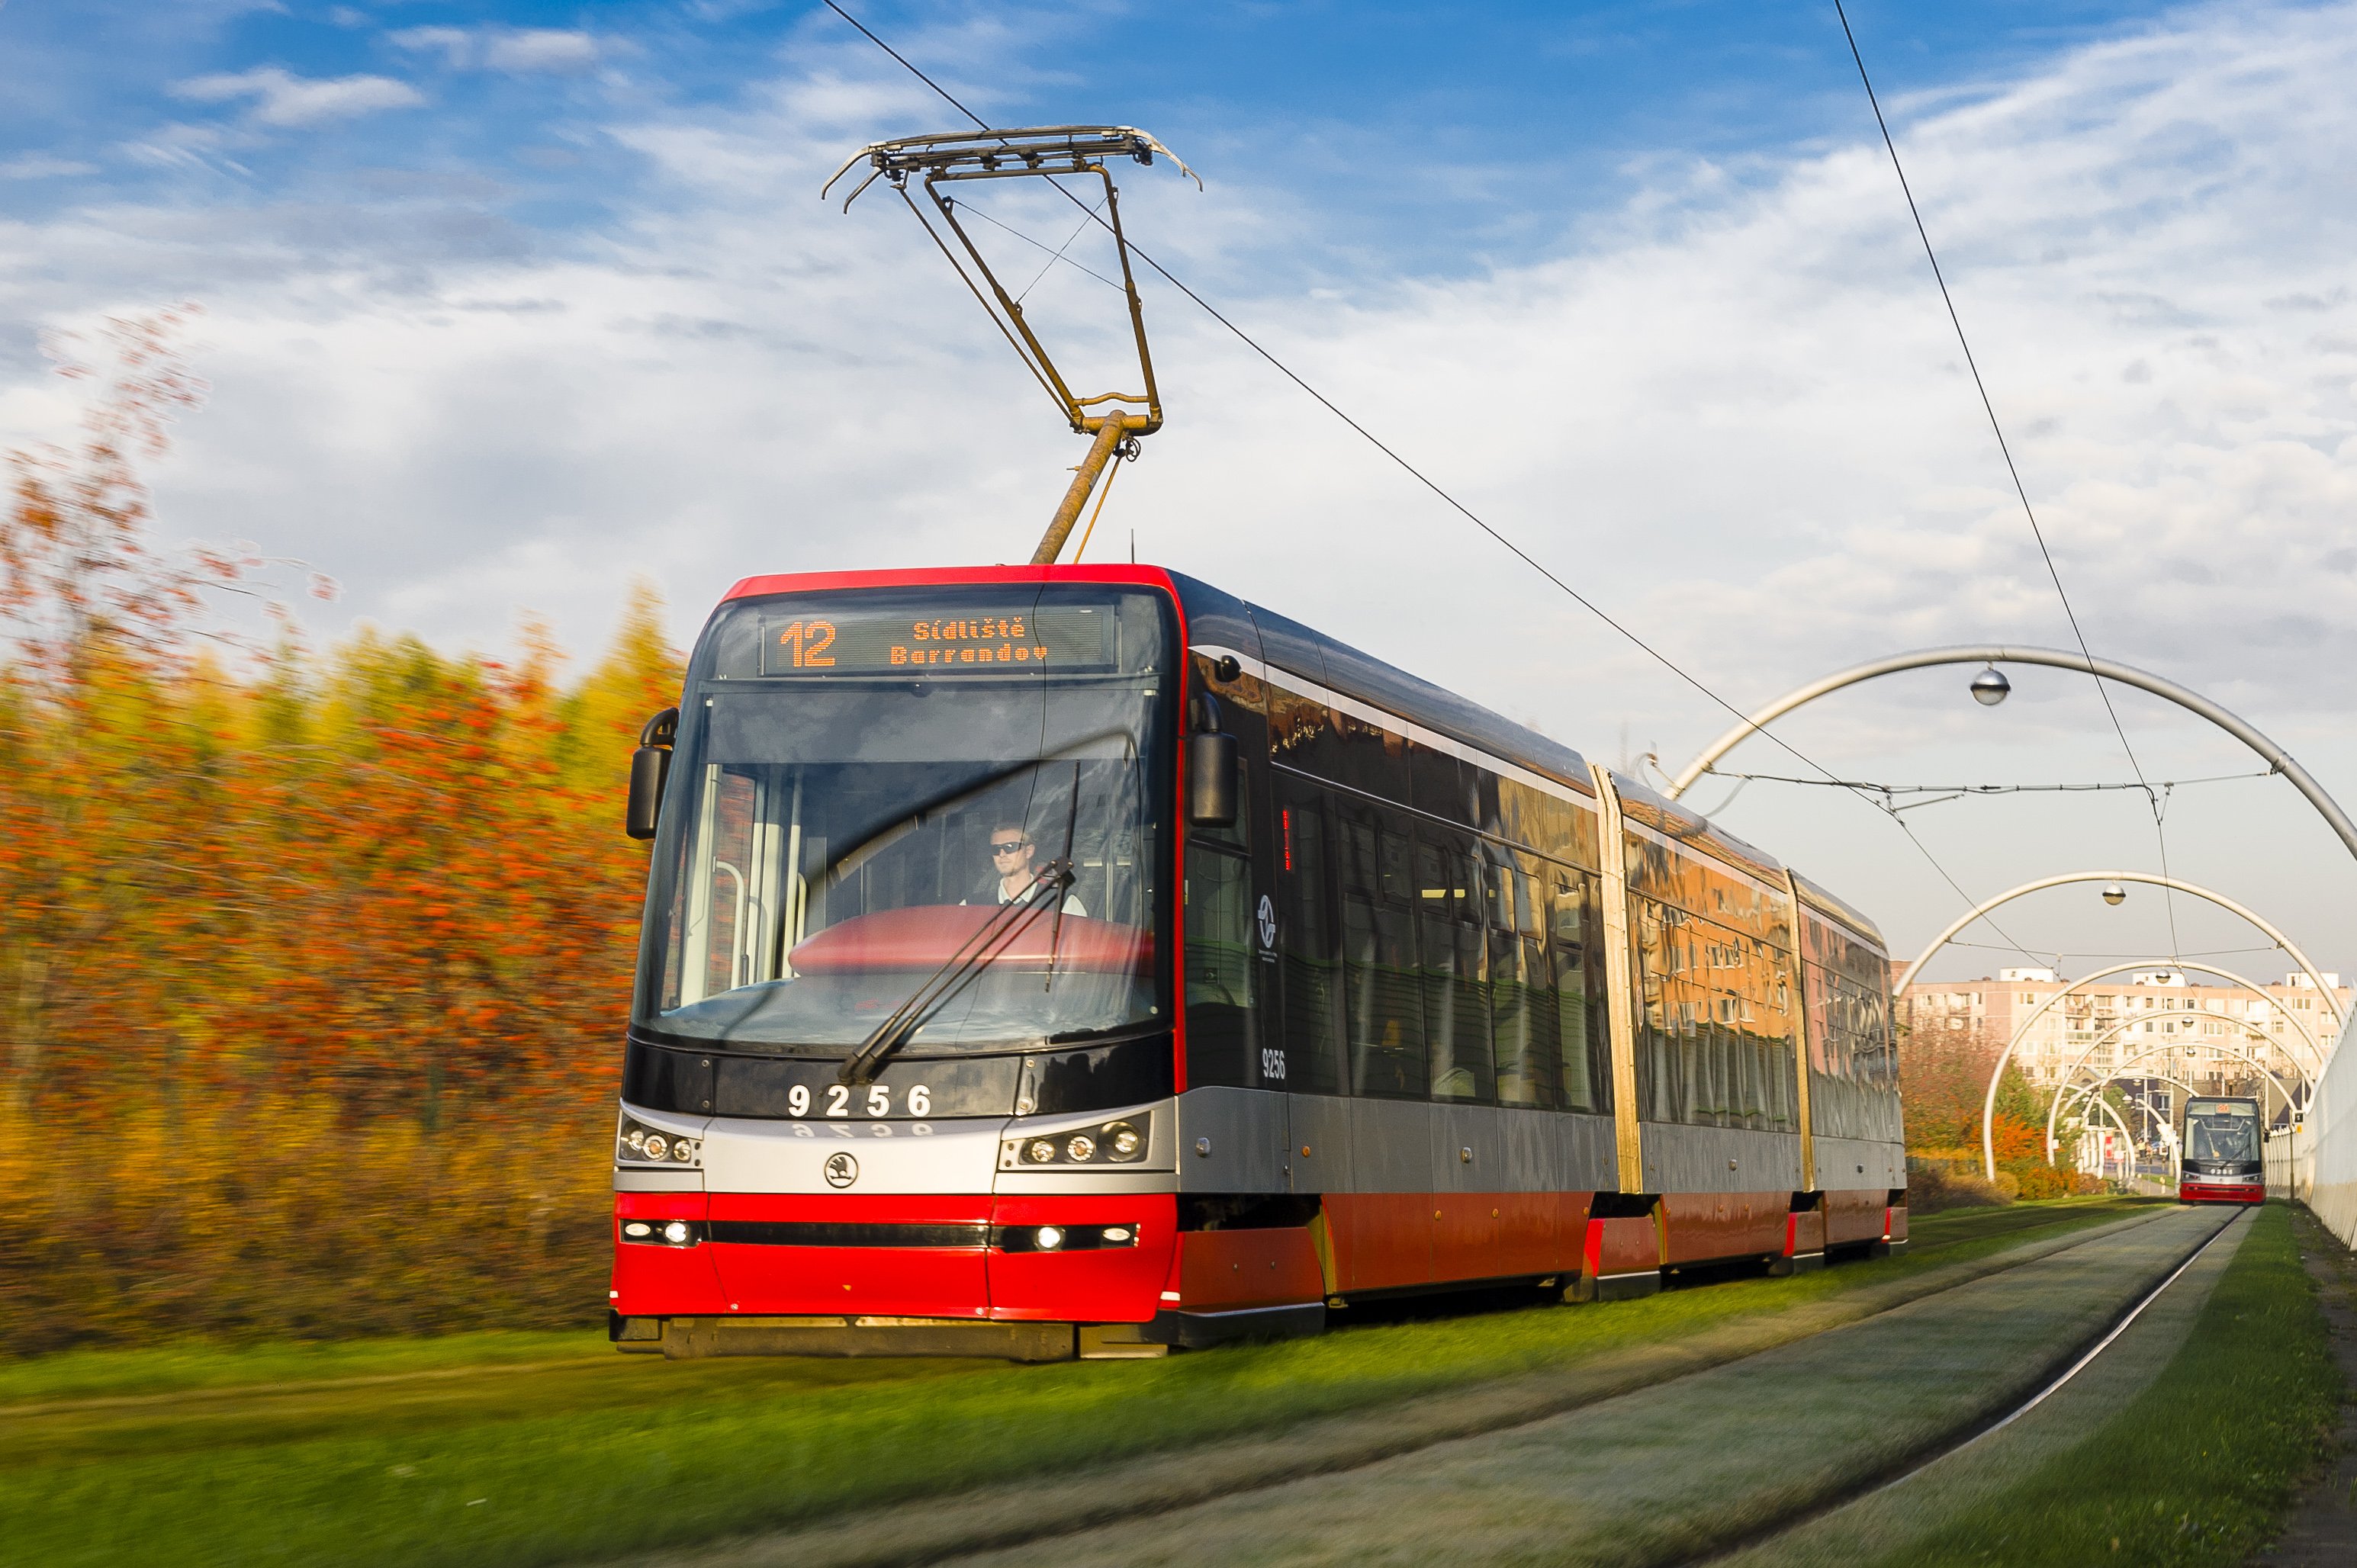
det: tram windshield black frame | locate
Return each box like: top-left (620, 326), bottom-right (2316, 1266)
top-left (631, 583), bottom-right (1178, 1057)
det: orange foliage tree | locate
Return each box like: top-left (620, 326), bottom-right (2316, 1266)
top-left (0, 315), bottom-right (685, 1349)
top-left (1899, 1021), bottom-right (2101, 1196)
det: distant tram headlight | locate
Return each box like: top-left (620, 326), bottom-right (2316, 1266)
top-left (1025, 1138), bottom-right (1058, 1164)
top-left (1035, 1226), bottom-right (1065, 1251)
top-left (663, 1220), bottom-right (691, 1245)
top-left (1066, 1134), bottom-right (1098, 1162)
top-left (643, 1133), bottom-right (669, 1162)
top-left (671, 1139), bottom-right (694, 1162)
top-left (1104, 1122), bottom-right (1142, 1159)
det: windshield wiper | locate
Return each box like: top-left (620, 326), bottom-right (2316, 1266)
top-left (838, 859), bottom-right (1076, 1086)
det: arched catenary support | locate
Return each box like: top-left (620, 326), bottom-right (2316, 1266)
top-left (1660, 644), bottom-right (2357, 864)
top-left (2047, 1030), bottom-right (2302, 1165)
top-left (2044, 1016), bottom-right (2306, 1162)
top-left (2076, 1092), bottom-right (2141, 1184)
top-left (1966, 947), bottom-right (2336, 1179)
top-left (1903, 873), bottom-right (2344, 1029)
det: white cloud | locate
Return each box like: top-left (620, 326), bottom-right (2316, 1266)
top-left (14, 2), bottom-right (2357, 969)
top-left (0, 154), bottom-right (98, 179)
top-left (170, 66), bottom-right (424, 127)
top-left (388, 26), bottom-right (606, 75)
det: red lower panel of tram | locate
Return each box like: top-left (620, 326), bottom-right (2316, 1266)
top-left (613, 1187), bottom-right (1906, 1322)
top-left (2178, 1179), bottom-right (2264, 1205)
top-left (609, 1192), bottom-right (1179, 1323)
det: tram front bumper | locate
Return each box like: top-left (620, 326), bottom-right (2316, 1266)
top-left (607, 1191), bottom-right (1179, 1344)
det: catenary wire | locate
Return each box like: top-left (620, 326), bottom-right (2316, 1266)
top-left (1831, 1), bottom-right (2186, 962)
top-left (821, 0), bottom-right (2049, 966)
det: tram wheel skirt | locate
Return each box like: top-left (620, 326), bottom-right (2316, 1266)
top-left (625, 1313), bottom-right (1082, 1361)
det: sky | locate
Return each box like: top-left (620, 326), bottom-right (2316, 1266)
top-left (3, 1), bottom-right (2355, 985)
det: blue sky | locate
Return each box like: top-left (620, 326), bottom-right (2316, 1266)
top-left (5, 2), bottom-right (2357, 976)
top-left (1, 2), bottom-right (2197, 284)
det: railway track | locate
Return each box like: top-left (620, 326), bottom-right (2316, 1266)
top-left (606, 1200), bottom-right (2214, 1568)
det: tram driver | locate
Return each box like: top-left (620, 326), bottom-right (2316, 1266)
top-left (973, 818), bottom-right (1087, 916)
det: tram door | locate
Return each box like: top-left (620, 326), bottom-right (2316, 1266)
top-left (1182, 650), bottom-right (1291, 1184)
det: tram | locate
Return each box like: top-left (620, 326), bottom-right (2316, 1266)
top-left (606, 564), bottom-right (1908, 1359)
top-left (2177, 1094), bottom-right (2265, 1205)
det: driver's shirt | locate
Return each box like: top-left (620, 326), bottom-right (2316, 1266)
top-left (989, 880), bottom-right (1087, 917)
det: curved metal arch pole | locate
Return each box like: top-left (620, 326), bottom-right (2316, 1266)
top-left (2047, 1034), bottom-right (2301, 1164)
top-left (2044, 1016), bottom-right (2306, 1161)
top-left (1907, 872), bottom-right (2345, 1028)
top-left (2092, 1096), bottom-right (2140, 1184)
top-left (1966, 949), bottom-right (2333, 1180)
top-left (1972, 959), bottom-right (2194, 1181)
top-left (2116, 1079), bottom-right (2188, 1183)
top-left (2066, 1070), bottom-right (2198, 1184)
top-left (2075, 1070), bottom-right (2193, 1168)
top-left (1659, 644), bottom-right (2357, 866)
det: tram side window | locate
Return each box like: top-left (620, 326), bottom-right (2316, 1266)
top-left (1802, 916), bottom-right (1902, 1143)
top-left (1550, 869), bottom-right (1610, 1113)
top-left (1278, 798), bottom-right (1346, 1095)
top-left (1633, 894), bottom-right (1796, 1132)
top-left (1490, 857), bottom-right (1561, 1109)
top-left (1331, 709), bottom-right (1412, 808)
top-left (1342, 811), bottom-right (1425, 1098)
top-left (1416, 833), bottom-right (1494, 1104)
top-left (1185, 840), bottom-right (1255, 1088)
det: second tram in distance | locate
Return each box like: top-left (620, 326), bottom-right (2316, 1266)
top-left (2179, 1094), bottom-right (2266, 1204)
top-left (609, 564), bottom-right (1908, 1358)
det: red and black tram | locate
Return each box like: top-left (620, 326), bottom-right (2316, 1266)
top-left (608, 564), bottom-right (1908, 1358)
top-left (2177, 1094), bottom-right (2265, 1205)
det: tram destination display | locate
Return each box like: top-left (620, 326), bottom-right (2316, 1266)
top-left (761, 603), bottom-right (1116, 676)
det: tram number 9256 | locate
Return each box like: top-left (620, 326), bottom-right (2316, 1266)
top-left (1260, 1048), bottom-right (1288, 1082)
top-left (786, 1082), bottom-right (932, 1119)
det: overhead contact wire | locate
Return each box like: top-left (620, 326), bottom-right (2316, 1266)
top-left (1832, 1), bottom-right (2185, 963)
top-left (822, 0), bottom-right (2047, 969)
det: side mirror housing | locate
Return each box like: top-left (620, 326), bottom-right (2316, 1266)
top-left (1188, 731), bottom-right (1238, 827)
top-left (626, 706), bottom-right (678, 841)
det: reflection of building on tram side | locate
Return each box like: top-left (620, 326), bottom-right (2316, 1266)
top-left (1897, 966), bottom-right (2343, 1120)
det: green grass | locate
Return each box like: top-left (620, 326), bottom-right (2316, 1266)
top-left (1860, 1202), bottom-right (2342, 1568)
top-left (0, 1330), bottom-right (606, 1407)
top-left (0, 1197), bottom-right (2153, 1568)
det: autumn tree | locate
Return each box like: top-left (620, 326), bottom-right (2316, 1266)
top-left (0, 308), bottom-right (262, 1110)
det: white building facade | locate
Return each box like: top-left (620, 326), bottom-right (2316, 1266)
top-left (1899, 966), bottom-right (2343, 1121)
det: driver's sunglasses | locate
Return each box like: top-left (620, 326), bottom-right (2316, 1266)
top-left (990, 839), bottom-right (1031, 856)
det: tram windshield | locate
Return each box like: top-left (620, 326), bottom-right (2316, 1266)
top-left (2184, 1099), bottom-right (2260, 1164)
top-left (634, 586), bottom-right (1175, 1055)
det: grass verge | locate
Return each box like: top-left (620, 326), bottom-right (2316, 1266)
top-left (0, 1197), bottom-right (2152, 1568)
top-left (1860, 1201), bottom-right (2340, 1568)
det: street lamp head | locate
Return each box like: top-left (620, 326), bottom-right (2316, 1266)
top-left (1970, 665), bottom-right (2012, 706)
top-left (2101, 882), bottom-right (2127, 906)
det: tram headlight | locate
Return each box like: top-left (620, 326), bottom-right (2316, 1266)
top-left (616, 1113), bottom-right (703, 1168)
top-left (618, 1217), bottom-right (702, 1247)
top-left (1035, 1225), bottom-right (1066, 1251)
top-left (1000, 1113), bottom-right (1155, 1168)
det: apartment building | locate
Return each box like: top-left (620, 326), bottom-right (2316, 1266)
top-left (1896, 965), bottom-right (2343, 1113)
